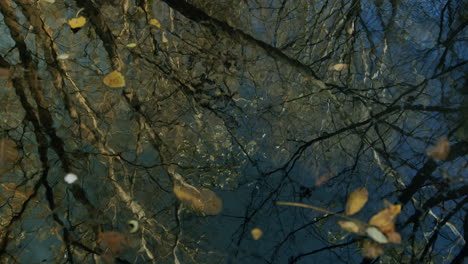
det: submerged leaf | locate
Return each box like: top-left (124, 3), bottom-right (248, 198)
top-left (68, 16), bottom-right (86, 29)
top-left (362, 240), bottom-right (384, 259)
top-left (103, 71), bottom-right (126, 88)
top-left (426, 137), bottom-right (450, 161)
top-left (251, 228), bottom-right (263, 240)
top-left (338, 220), bottom-right (365, 234)
top-left (173, 184), bottom-right (222, 215)
top-left (0, 138), bottom-right (19, 173)
top-left (345, 187), bottom-right (368, 215)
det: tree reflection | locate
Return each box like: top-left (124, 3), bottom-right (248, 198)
top-left (0, 0), bottom-right (466, 263)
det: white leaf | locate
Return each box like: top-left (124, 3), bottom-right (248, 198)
top-left (365, 226), bottom-right (388, 244)
top-left (64, 173), bottom-right (78, 184)
top-left (57, 54), bottom-right (70, 60)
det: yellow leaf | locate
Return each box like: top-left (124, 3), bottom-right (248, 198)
top-left (338, 220), bottom-right (365, 234)
top-left (328, 63), bottom-right (349, 71)
top-left (149, 18), bottom-right (161, 28)
top-left (369, 203), bottom-right (401, 234)
top-left (251, 228), bottom-right (263, 240)
top-left (68, 16), bottom-right (86, 29)
top-left (126, 43), bottom-right (137, 48)
top-left (103, 71), bottom-right (126, 88)
top-left (173, 184), bottom-right (222, 215)
top-left (345, 187), bottom-right (368, 215)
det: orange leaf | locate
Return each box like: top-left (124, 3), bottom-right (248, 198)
top-left (369, 203), bottom-right (401, 234)
top-left (345, 187), bottom-right (368, 215)
top-left (426, 137), bottom-right (450, 161)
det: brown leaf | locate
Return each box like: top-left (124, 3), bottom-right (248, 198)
top-left (173, 184), bottom-right (223, 215)
top-left (362, 240), bottom-right (384, 259)
top-left (98, 231), bottom-right (129, 255)
top-left (345, 187), bottom-right (368, 215)
top-left (426, 137), bottom-right (450, 161)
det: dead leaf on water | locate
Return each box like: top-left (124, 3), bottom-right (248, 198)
top-left (345, 187), bottom-right (368, 215)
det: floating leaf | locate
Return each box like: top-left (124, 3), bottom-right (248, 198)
top-left (426, 137), bottom-right (450, 161)
top-left (149, 18), bottom-right (161, 28)
top-left (103, 71), bottom-right (126, 88)
top-left (251, 228), bottom-right (263, 240)
top-left (338, 220), bottom-right (365, 234)
top-left (173, 184), bottom-right (222, 215)
top-left (362, 240), bottom-right (384, 259)
top-left (345, 187), bottom-right (368, 215)
top-left (365, 226), bottom-right (389, 244)
top-left (68, 16), bottom-right (86, 29)
top-left (369, 203), bottom-right (401, 234)
top-left (328, 63), bottom-right (349, 71)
